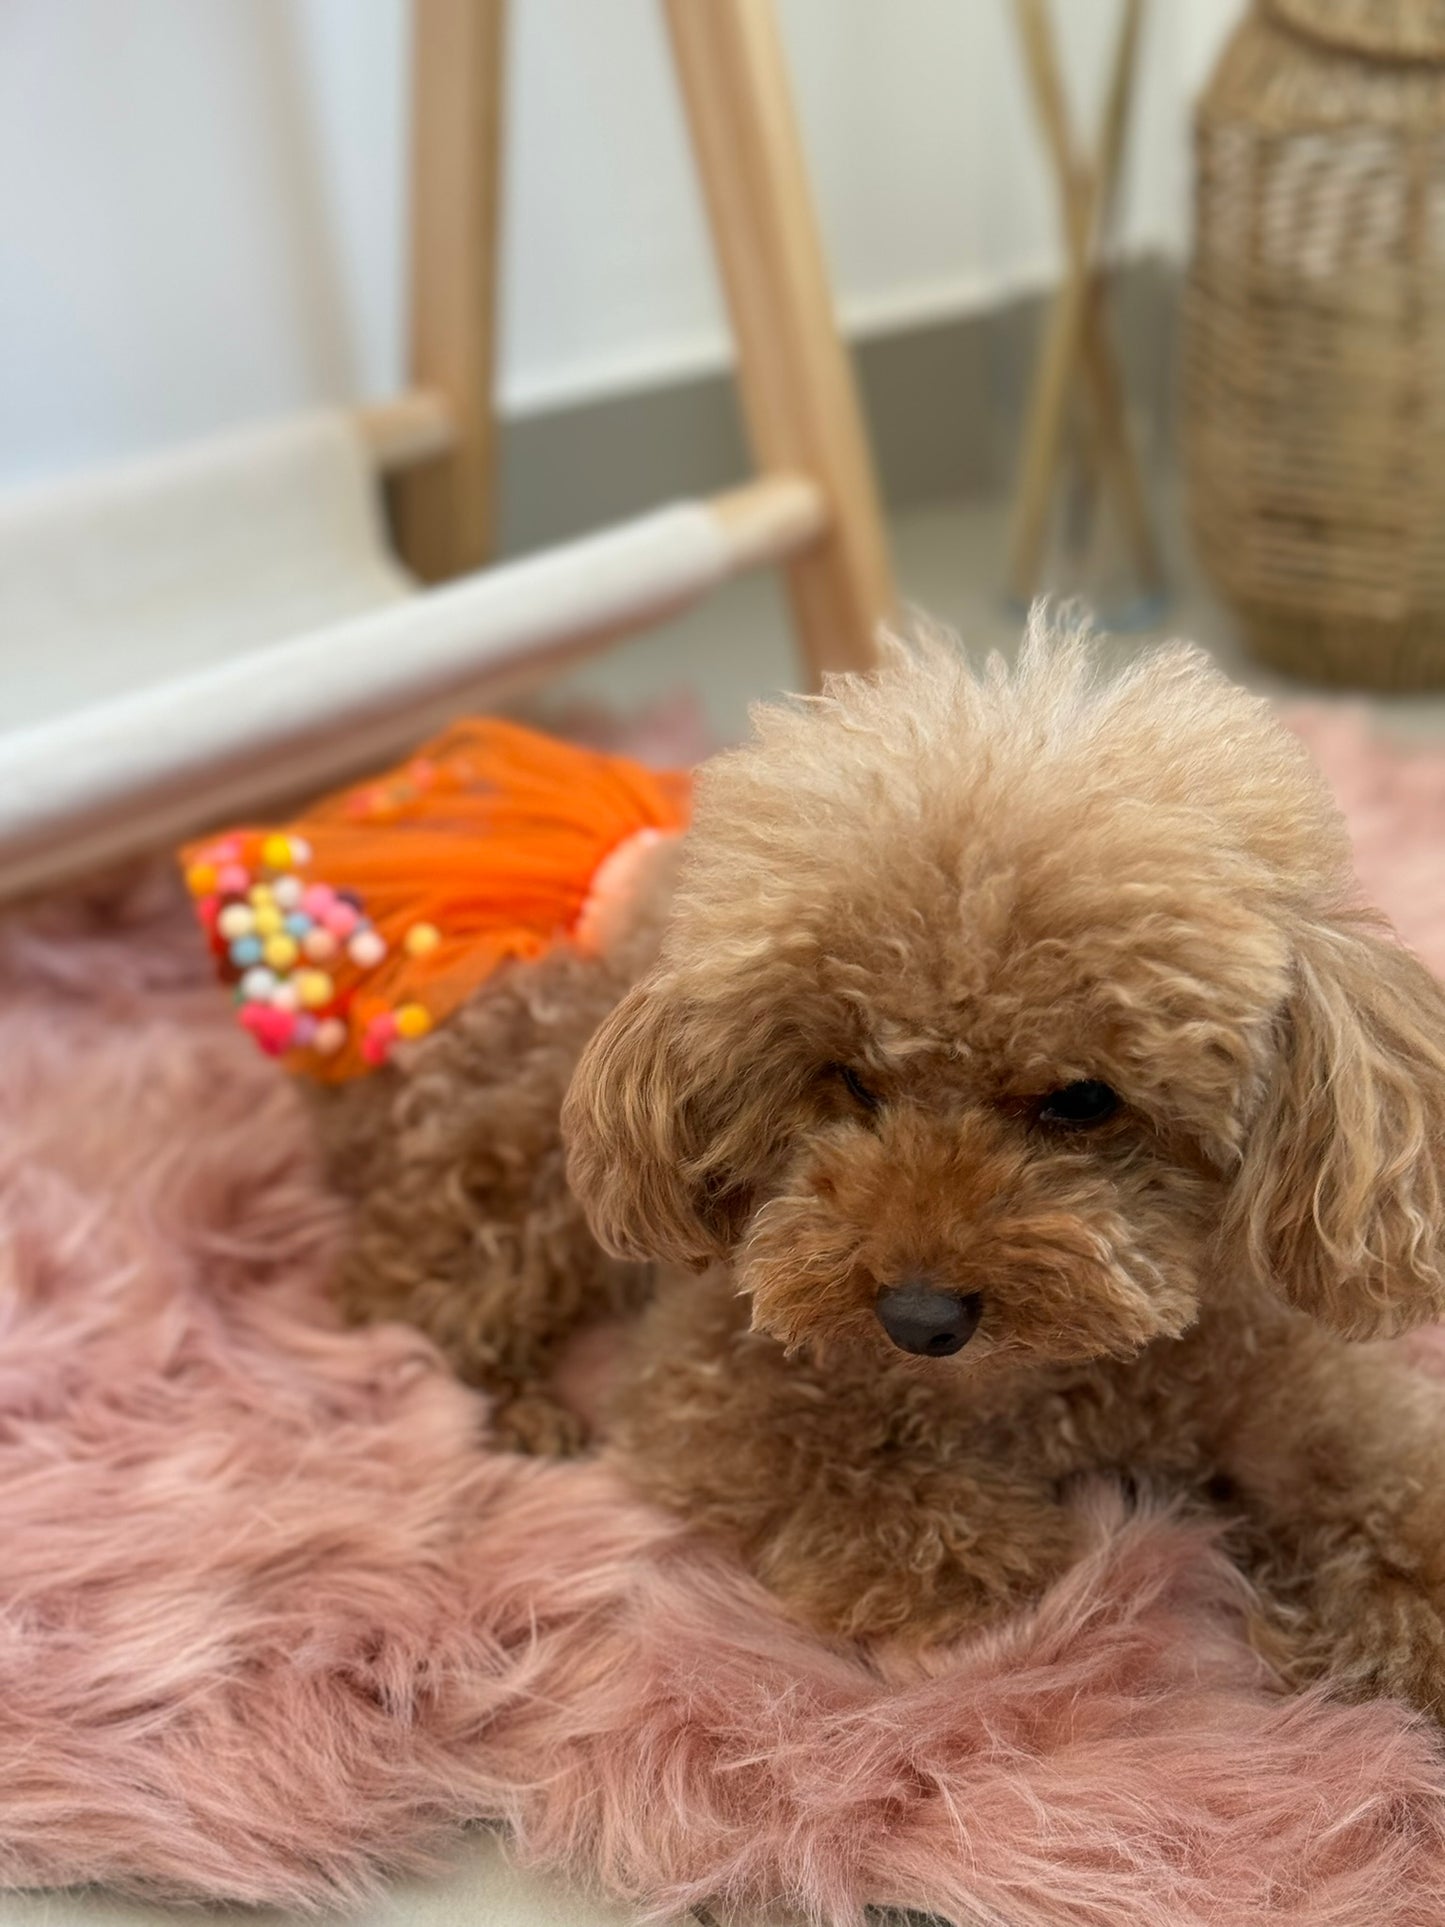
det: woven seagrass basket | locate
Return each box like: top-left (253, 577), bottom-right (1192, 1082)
top-left (1182, 0), bottom-right (1445, 688)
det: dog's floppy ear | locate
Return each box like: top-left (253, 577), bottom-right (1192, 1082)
top-left (562, 975), bottom-right (789, 1269)
top-left (1230, 915), bottom-right (1445, 1337)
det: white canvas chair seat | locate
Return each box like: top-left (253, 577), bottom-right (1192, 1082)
top-left (0, 413), bottom-right (824, 898)
top-left (0, 0), bottom-right (893, 905)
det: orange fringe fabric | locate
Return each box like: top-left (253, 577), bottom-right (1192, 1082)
top-left (179, 719), bottom-right (691, 1083)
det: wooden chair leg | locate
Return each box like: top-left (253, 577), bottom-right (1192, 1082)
top-left (1008, 0), bottom-right (1159, 604)
top-left (1073, 0), bottom-right (1162, 598)
top-left (662, 0), bottom-right (895, 683)
top-left (389, 0), bottom-right (506, 584)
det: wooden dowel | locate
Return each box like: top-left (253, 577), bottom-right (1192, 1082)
top-left (354, 390), bottom-right (457, 472)
top-left (709, 473), bottom-right (829, 570)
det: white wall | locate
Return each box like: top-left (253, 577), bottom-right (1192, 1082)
top-left (0, 0), bottom-right (1245, 490)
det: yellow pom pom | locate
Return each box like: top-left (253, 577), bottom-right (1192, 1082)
top-left (248, 883), bottom-right (275, 909)
top-left (261, 834), bottom-right (294, 872)
top-left (263, 934), bottom-right (299, 971)
top-left (185, 862), bottom-right (217, 897)
top-left (403, 922), bottom-right (441, 958)
top-left (395, 1002), bottom-right (432, 1040)
top-left (294, 969), bottom-right (334, 1010)
top-left (252, 905), bottom-right (283, 937)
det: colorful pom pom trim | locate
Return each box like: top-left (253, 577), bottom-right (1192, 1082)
top-left (180, 717), bottom-right (691, 1082)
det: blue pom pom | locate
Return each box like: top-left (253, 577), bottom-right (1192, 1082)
top-left (284, 911), bottom-right (314, 938)
top-left (229, 935), bottom-right (264, 967)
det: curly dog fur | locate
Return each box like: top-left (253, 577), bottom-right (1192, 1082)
top-left (320, 847), bottom-right (680, 1454)
top-left (342, 616), bottom-right (1445, 1717)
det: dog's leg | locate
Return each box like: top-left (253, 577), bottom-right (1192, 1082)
top-left (753, 1456), bottom-right (1084, 1645)
top-left (611, 1275), bottom-right (1083, 1643)
top-left (1208, 1314), bottom-right (1445, 1718)
top-left (320, 941), bottom-right (653, 1457)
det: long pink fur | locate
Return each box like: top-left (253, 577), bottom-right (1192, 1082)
top-left (0, 713), bottom-right (1443, 1923)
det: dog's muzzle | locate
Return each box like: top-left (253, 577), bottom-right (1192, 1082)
top-left (875, 1282), bottom-right (983, 1357)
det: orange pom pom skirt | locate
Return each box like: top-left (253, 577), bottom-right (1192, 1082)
top-left (180, 719), bottom-right (691, 1082)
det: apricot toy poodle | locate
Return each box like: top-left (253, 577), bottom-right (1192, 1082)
top-left (344, 618), bottom-right (1445, 1719)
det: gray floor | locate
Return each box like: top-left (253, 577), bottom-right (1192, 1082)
top-left (549, 484), bottom-right (1445, 746)
top-left (4, 484), bottom-right (1432, 1927)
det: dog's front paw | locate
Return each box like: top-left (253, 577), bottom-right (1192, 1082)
top-left (1334, 1575), bottom-right (1445, 1719)
top-left (490, 1390), bottom-right (590, 1459)
top-left (1260, 1568), bottom-right (1445, 1721)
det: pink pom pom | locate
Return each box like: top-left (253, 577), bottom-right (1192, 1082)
top-left (238, 1004), bottom-right (296, 1057)
top-left (325, 903), bottom-right (360, 940)
top-left (216, 863), bottom-right (250, 896)
top-left (301, 883), bottom-right (336, 919)
top-left (206, 836), bottom-right (243, 864)
top-left (360, 1011), bottom-right (398, 1067)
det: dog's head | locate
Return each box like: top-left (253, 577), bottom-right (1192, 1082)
top-left (563, 619), bottom-right (1445, 1371)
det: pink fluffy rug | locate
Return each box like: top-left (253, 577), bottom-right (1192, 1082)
top-left (2, 708), bottom-right (1445, 1924)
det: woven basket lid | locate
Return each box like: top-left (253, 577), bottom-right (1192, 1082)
top-left (1267, 0), bottom-right (1445, 60)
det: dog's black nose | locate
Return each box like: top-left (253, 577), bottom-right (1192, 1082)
top-left (875, 1282), bottom-right (983, 1357)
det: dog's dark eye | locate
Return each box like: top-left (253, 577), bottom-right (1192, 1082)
top-left (1037, 1080), bottom-right (1120, 1128)
top-left (830, 1064), bottom-right (881, 1112)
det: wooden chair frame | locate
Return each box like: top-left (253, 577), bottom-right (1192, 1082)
top-left (364, 0), bottom-right (894, 682)
top-left (0, 0), bottom-right (894, 903)
top-left (1007, 0), bottom-right (1161, 608)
